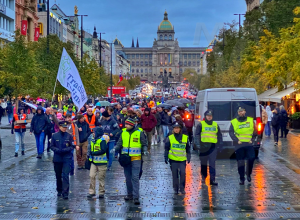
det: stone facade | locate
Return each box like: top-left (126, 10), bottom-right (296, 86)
top-left (245, 0), bottom-right (263, 12)
top-left (113, 11), bottom-right (206, 82)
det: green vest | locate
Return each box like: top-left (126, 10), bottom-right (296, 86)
top-left (89, 138), bottom-right (107, 164)
top-left (63, 105), bottom-right (68, 112)
top-left (121, 130), bottom-right (142, 156)
top-left (123, 127), bottom-right (143, 132)
top-left (231, 117), bottom-right (254, 143)
top-left (72, 106), bottom-right (76, 112)
top-left (168, 134), bottom-right (188, 161)
top-left (51, 105), bottom-right (57, 108)
top-left (156, 102), bottom-right (161, 106)
top-left (200, 121), bottom-right (218, 143)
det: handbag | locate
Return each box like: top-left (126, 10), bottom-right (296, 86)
top-left (118, 148), bottom-right (131, 167)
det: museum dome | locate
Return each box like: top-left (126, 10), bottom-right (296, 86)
top-left (158, 11), bottom-right (173, 31)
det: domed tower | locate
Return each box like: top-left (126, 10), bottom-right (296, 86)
top-left (157, 10), bottom-right (175, 44)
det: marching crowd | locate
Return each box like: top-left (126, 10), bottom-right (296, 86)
top-left (7, 97), bottom-right (271, 205)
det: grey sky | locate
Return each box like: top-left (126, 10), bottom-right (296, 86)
top-left (53, 0), bottom-right (246, 47)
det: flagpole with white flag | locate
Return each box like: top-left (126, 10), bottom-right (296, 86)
top-left (56, 48), bottom-right (88, 111)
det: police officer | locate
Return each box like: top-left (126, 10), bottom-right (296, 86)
top-left (164, 122), bottom-right (191, 194)
top-left (195, 110), bottom-right (223, 186)
top-left (50, 121), bottom-right (75, 199)
top-left (111, 118), bottom-right (147, 205)
top-left (229, 106), bottom-right (257, 185)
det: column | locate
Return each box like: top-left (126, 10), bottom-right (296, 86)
top-left (0, 16), bottom-right (3, 29)
top-left (3, 18), bottom-right (6, 30)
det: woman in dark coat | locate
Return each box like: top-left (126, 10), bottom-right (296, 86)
top-left (271, 108), bottom-right (281, 146)
top-left (279, 105), bottom-right (289, 138)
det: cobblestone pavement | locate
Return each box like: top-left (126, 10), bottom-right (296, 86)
top-left (1, 130), bottom-right (300, 219)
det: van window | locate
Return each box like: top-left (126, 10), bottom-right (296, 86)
top-left (208, 101), bottom-right (256, 121)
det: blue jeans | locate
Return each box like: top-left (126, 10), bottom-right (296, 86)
top-left (107, 141), bottom-right (115, 168)
top-left (124, 160), bottom-right (142, 198)
top-left (8, 113), bottom-right (13, 124)
top-left (162, 125), bottom-right (169, 138)
top-left (34, 132), bottom-right (45, 155)
top-left (15, 131), bottom-right (25, 153)
top-left (265, 121), bottom-right (271, 136)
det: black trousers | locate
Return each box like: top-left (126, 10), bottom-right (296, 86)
top-left (170, 161), bottom-right (186, 191)
top-left (235, 146), bottom-right (255, 181)
top-left (200, 148), bottom-right (217, 181)
top-left (43, 132), bottom-right (52, 151)
top-left (272, 126), bottom-right (280, 143)
top-left (280, 125), bottom-right (289, 138)
top-left (54, 162), bottom-right (71, 196)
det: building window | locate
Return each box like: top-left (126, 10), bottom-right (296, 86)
top-left (193, 54), bottom-right (196, 59)
top-left (145, 61), bottom-right (148, 66)
top-left (132, 61), bottom-right (135, 66)
top-left (140, 61), bottom-right (143, 66)
top-left (145, 69), bottom-right (148, 73)
top-left (141, 69), bottom-right (143, 73)
top-left (160, 35), bottom-right (163, 40)
top-left (184, 61), bottom-right (187, 66)
top-left (188, 61), bottom-right (191, 66)
top-left (179, 54), bottom-right (182, 58)
top-left (184, 54), bottom-right (187, 59)
top-left (149, 69), bottom-right (152, 73)
top-left (197, 61), bottom-right (200, 66)
top-left (149, 61), bottom-right (152, 66)
top-left (127, 54), bottom-right (130, 59)
top-left (132, 54), bottom-right (135, 59)
top-left (140, 54), bottom-right (143, 59)
top-left (188, 54), bottom-right (191, 59)
top-left (136, 61), bottom-right (139, 66)
top-left (180, 68), bottom-right (183, 73)
top-left (193, 61), bottom-right (196, 66)
top-left (145, 54), bottom-right (148, 59)
top-left (141, 74), bottom-right (143, 77)
top-left (132, 69), bottom-right (135, 73)
top-left (197, 68), bottom-right (200, 73)
top-left (197, 54), bottom-right (200, 58)
top-left (149, 54), bottom-right (152, 59)
top-left (137, 69), bottom-right (139, 73)
top-left (136, 54), bottom-right (139, 59)
top-left (169, 35), bottom-right (172, 40)
top-left (164, 35), bottom-right (167, 40)
top-left (179, 61), bottom-right (182, 66)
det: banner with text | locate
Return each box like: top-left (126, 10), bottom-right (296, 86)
top-left (21, 20), bottom-right (27, 36)
top-left (57, 48), bottom-right (87, 111)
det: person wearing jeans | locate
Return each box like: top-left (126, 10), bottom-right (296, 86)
top-left (30, 106), bottom-right (49, 159)
top-left (11, 108), bottom-right (27, 157)
top-left (161, 107), bottom-right (172, 139)
top-left (141, 108), bottom-right (157, 153)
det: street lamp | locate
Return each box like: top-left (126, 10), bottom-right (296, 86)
top-left (96, 32), bottom-right (105, 67)
top-left (75, 14), bottom-right (88, 63)
top-left (234, 13), bottom-right (246, 32)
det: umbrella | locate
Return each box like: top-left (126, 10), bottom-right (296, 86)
top-left (157, 103), bottom-right (172, 108)
top-left (111, 103), bottom-right (118, 106)
top-left (98, 101), bottom-right (111, 107)
top-left (178, 98), bottom-right (191, 104)
top-left (165, 100), bottom-right (185, 108)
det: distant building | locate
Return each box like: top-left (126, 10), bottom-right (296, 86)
top-left (113, 11), bottom-right (206, 82)
top-left (15, 0), bottom-right (39, 41)
top-left (0, 0), bottom-right (15, 43)
top-left (245, 0), bottom-right (264, 12)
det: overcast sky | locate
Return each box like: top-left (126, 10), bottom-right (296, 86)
top-left (53, 0), bottom-right (246, 47)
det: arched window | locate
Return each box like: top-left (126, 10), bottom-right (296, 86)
top-left (136, 61), bottom-right (139, 66)
top-left (141, 69), bottom-right (143, 73)
top-left (140, 61), bottom-right (143, 66)
top-left (184, 61), bottom-right (187, 66)
top-left (136, 69), bottom-right (139, 73)
top-left (132, 61), bottom-right (135, 66)
top-left (188, 61), bottom-right (191, 66)
top-left (160, 35), bottom-right (163, 40)
top-left (164, 35), bottom-right (167, 40)
top-left (179, 68), bottom-right (183, 73)
top-left (149, 69), bottom-right (152, 73)
top-left (169, 35), bottom-right (172, 40)
top-left (141, 74), bottom-right (143, 77)
top-left (145, 61), bottom-right (148, 66)
top-left (132, 69), bottom-right (135, 73)
top-left (145, 69), bottom-right (148, 73)
top-left (197, 61), bottom-right (200, 66)
top-left (193, 61), bottom-right (196, 66)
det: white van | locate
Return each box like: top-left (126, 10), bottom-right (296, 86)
top-left (193, 88), bottom-right (263, 157)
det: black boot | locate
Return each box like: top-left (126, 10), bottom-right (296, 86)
top-left (14, 152), bottom-right (18, 157)
top-left (134, 198), bottom-right (140, 205)
top-left (21, 151), bottom-right (25, 155)
top-left (247, 175), bottom-right (251, 182)
top-left (124, 195), bottom-right (133, 201)
top-left (210, 180), bottom-right (218, 186)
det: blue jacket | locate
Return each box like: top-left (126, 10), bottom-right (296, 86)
top-left (100, 117), bottom-right (120, 141)
top-left (50, 131), bottom-right (75, 163)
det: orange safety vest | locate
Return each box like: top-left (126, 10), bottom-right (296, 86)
top-left (84, 114), bottom-right (96, 132)
top-left (71, 123), bottom-right (77, 146)
top-left (64, 111), bottom-right (75, 117)
top-left (14, 114), bottom-right (27, 129)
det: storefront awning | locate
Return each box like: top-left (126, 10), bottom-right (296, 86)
top-left (258, 87), bottom-right (278, 101)
top-left (260, 86), bottom-right (298, 103)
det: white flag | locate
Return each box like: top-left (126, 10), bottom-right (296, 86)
top-left (57, 48), bottom-right (87, 111)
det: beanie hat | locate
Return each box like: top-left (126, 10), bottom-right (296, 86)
top-left (102, 110), bottom-right (110, 117)
top-left (125, 118), bottom-right (135, 126)
top-left (144, 108), bottom-right (151, 112)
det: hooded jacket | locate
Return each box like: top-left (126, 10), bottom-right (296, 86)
top-left (141, 110), bottom-right (157, 132)
top-left (76, 120), bottom-right (92, 143)
top-left (30, 106), bottom-right (49, 134)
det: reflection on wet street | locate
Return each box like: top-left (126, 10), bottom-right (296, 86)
top-left (2, 129), bottom-right (300, 219)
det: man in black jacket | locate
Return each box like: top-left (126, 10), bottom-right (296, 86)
top-left (50, 121), bottom-right (75, 200)
top-left (161, 107), bottom-right (172, 139)
top-left (30, 106), bottom-right (49, 159)
top-left (76, 114), bottom-right (92, 169)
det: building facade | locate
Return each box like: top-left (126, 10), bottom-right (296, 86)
top-left (245, 0), bottom-right (264, 12)
top-left (114, 11), bottom-right (206, 82)
top-left (0, 0), bottom-right (15, 43)
top-left (15, 0), bottom-right (39, 41)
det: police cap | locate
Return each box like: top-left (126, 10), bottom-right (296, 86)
top-left (237, 106), bottom-right (246, 112)
top-left (204, 110), bottom-right (213, 116)
top-left (59, 121), bottom-right (68, 128)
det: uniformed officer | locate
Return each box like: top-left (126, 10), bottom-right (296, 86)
top-left (111, 118), bottom-right (147, 205)
top-left (87, 127), bottom-right (109, 199)
top-left (229, 106), bottom-right (257, 185)
top-left (164, 122), bottom-right (191, 194)
top-left (50, 121), bottom-right (75, 199)
top-left (195, 110), bottom-right (223, 186)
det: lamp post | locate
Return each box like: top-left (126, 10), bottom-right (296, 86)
top-left (234, 13), bottom-right (246, 32)
top-left (110, 43), bottom-right (113, 98)
top-left (97, 32), bottom-right (105, 67)
top-left (46, 0), bottom-right (50, 54)
top-left (75, 14), bottom-right (88, 63)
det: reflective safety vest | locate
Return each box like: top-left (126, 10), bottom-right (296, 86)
top-left (168, 134), bottom-right (188, 161)
top-left (14, 114), bottom-right (26, 129)
top-left (121, 130), bottom-right (142, 157)
top-left (231, 117), bottom-right (254, 143)
top-left (63, 105), bottom-right (68, 112)
top-left (51, 105), bottom-right (57, 108)
top-left (89, 138), bottom-right (107, 164)
top-left (156, 102), bottom-right (161, 106)
top-left (200, 121), bottom-right (218, 143)
top-left (84, 114), bottom-right (96, 132)
top-left (122, 127), bottom-right (143, 132)
top-left (71, 123), bottom-right (77, 146)
top-left (72, 106), bottom-right (76, 112)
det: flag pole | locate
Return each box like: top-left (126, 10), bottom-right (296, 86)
top-left (52, 79), bottom-right (58, 102)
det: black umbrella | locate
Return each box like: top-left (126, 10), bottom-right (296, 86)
top-left (178, 98), bottom-right (191, 104)
top-left (157, 103), bottom-right (172, 108)
top-left (165, 100), bottom-right (185, 108)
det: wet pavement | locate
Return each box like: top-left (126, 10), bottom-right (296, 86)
top-left (1, 129), bottom-right (300, 219)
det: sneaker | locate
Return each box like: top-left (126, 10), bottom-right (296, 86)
top-left (36, 154), bottom-right (42, 159)
top-left (14, 153), bottom-right (18, 157)
top-left (21, 151), bottom-right (25, 155)
top-left (274, 142), bottom-right (278, 146)
top-left (98, 194), bottom-right (104, 199)
top-left (87, 194), bottom-right (95, 198)
top-left (134, 198), bottom-right (140, 205)
top-left (124, 195), bottom-right (133, 201)
top-left (247, 175), bottom-right (251, 182)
